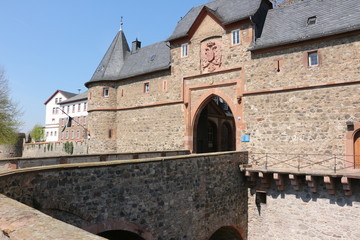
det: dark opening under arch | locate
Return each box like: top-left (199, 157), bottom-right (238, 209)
top-left (98, 230), bottom-right (145, 240)
top-left (194, 95), bottom-right (235, 153)
top-left (209, 226), bottom-right (243, 240)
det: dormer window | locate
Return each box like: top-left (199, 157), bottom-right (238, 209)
top-left (181, 43), bottom-right (188, 58)
top-left (307, 16), bottom-right (317, 26)
top-left (231, 29), bottom-right (240, 45)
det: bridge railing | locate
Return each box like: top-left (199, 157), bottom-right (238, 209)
top-left (249, 152), bottom-right (359, 173)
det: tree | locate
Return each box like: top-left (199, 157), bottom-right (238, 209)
top-left (0, 68), bottom-right (21, 144)
top-left (30, 125), bottom-right (45, 142)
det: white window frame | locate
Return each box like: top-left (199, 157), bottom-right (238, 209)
top-left (308, 51), bottom-right (319, 66)
top-left (231, 29), bottom-right (240, 46)
top-left (181, 43), bottom-right (188, 58)
top-left (144, 82), bottom-right (150, 93)
top-left (103, 87), bottom-right (109, 97)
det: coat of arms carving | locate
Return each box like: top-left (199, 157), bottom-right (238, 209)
top-left (201, 39), bottom-right (222, 73)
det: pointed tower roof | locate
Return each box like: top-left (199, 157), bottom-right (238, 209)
top-left (90, 29), bottom-right (130, 82)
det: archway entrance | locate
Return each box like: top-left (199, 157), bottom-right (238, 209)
top-left (98, 230), bottom-right (145, 240)
top-left (354, 131), bottom-right (360, 168)
top-left (209, 226), bottom-right (243, 240)
top-left (194, 96), bottom-right (235, 153)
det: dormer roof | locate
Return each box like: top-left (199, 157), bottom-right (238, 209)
top-left (251, 0), bottom-right (360, 50)
top-left (168, 0), bottom-right (263, 41)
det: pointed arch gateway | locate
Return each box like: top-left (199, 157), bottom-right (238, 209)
top-left (193, 94), bottom-right (236, 153)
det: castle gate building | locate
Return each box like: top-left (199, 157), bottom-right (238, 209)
top-left (85, 0), bottom-right (360, 169)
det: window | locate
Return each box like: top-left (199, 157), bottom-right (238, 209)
top-left (66, 131), bottom-right (69, 139)
top-left (108, 129), bottom-right (112, 139)
top-left (67, 106), bottom-right (70, 113)
top-left (308, 51), bottom-right (319, 66)
top-left (52, 107), bottom-right (56, 114)
top-left (78, 104), bottom-right (81, 112)
top-left (103, 88), bottom-right (109, 97)
top-left (77, 130), bottom-right (80, 139)
top-left (54, 131), bottom-right (57, 136)
top-left (232, 29), bottom-right (240, 45)
top-left (307, 16), bottom-right (317, 26)
top-left (255, 191), bottom-right (267, 205)
top-left (50, 131), bottom-right (53, 136)
top-left (163, 80), bottom-right (168, 92)
top-left (72, 105), bottom-right (75, 113)
top-left (59, 98), bottom-right (62, 102)
top-left (55, 107), bottom-right (59, 114)
top-left (46, 132), bottom-right (49, 137)
top-left (62, 106), bottom-right (65, 113)
top-left (181, 43), bottom-right (188, 57)
top-left (144, 82), bottom-right (150, 93)
top-left (55, 98), bottom-right (58, 103)
top-left (84, 102), bottom-right (87, 111)
top-left (71, 130), bottom-right (74, 139)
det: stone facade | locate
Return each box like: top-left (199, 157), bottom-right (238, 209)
top-left (247, 177), bottom-right (360, 240)
top-left (85, 0), bottom-right (360, 169)
top-left (0, 151), bottom-right (248, 240)
top-left (22, 140), bottom-right (88, 158)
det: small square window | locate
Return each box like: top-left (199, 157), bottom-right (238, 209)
top-left (144, 82), bottom-right (150, 93)
top-left (181, 43), bottom-right (188, 58)
top-left (307, 16), bottom-right (317, 26)
top-left (308, 51), bottom-right (318, 66)
top-left (232, 29), bottom-right (240, 45)
top-left (103, 88), bottom-right (109, 97)
top-left (255, 191), bottom-right (267, 205)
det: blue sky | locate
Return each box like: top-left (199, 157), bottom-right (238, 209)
top-left (0, 0), bottom-right (211, 132)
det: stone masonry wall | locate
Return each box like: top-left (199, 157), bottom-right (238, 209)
top-left (0, 151), bottom-right (248, 240)
top-left (242, 84), bottom-right (360, 168)
top-left (245, 34), bottom-right (360, 91)
top-left (115, 104), bottom-right (186, 153)
top-left (248, 178), bottom-right (360, 240)
top-left (22, 140), bottom-right (88, 158)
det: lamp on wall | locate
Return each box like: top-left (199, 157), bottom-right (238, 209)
top-left (346, 121), bottom-right (354, 131)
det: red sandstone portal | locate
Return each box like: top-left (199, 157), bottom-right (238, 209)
top-left (193, 95), bottom-right (235, 153)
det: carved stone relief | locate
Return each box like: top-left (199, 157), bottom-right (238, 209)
top-left (201, 39), bottom-right (222, 73)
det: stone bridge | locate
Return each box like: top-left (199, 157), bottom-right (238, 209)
top-left (0, 151), bottom-right (248, 240)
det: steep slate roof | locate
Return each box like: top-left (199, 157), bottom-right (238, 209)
top-left (168, 0), bottom-right (263, 41)
top-left (86, 30), bottom-right (170, 86)
top-left (90, 30), bottom-right (130, 82)
top-left (59, 91), bottom-right (88, 105)
top-left (44, 90), bottom-right (76, 105)
top-left (251, 0), bottom-right (360, 50)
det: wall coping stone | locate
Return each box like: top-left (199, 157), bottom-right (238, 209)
top-left (0, 194), bottom-right (105, 240)
top-left (0, 151), bottom-right (247, 177)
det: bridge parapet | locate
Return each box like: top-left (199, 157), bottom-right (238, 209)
top-left (0, 194), bottom-right (104, 240)
top-left (0, 150), bottom-right (190, 172)
top-left (0, 151), bottom-right (247, 240)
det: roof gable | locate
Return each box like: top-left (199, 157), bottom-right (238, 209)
top-left (44, 90), bottom-right (76, 105)
top-left (186, 6), bottom-right (225, 40)
top-left (168, 0), bottom-right (263, 41)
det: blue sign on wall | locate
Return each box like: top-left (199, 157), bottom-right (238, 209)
top-left (241, 135), bottom-right (250, 142)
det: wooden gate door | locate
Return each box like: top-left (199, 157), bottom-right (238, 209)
top-left (354, 131), bottom-right (360, 168)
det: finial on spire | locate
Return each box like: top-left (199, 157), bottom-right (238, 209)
top-left (120, 16), bottom-right (123, 31)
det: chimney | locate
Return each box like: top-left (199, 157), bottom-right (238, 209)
top-left (132, 38), bottom-right (141, 53)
